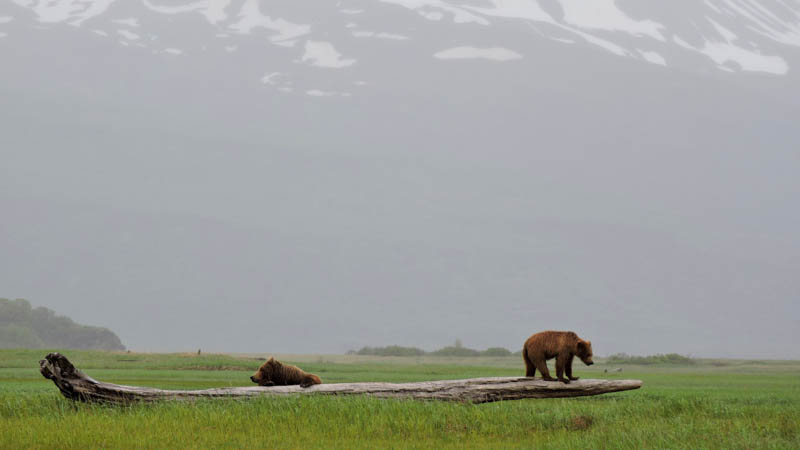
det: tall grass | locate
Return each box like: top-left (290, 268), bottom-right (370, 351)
top-left (1, 349), bottom-right (798, 449)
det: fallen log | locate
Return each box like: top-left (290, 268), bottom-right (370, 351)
top-left (39, 352), bottom-right (642, 404)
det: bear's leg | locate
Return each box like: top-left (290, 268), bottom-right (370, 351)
top-left (556, 354), bottom-right (570, 383)
top-left (523, 348), bottom-right (536, 377)
top-left (566, 355), bottom-right (579, 381)
top-left (300, 376), bottom-right (315, 388)
top-left (534, 355), bottom-right (556, 381)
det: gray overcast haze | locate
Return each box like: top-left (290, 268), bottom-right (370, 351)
top-left (1, 0), bottom-right (799, 358)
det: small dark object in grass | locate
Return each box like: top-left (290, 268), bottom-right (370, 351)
top-left (568, 415), bottom-right (594, 431)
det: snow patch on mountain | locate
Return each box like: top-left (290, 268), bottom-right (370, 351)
top-left (227, 0), bottom-right (310, 42)
top-left (674, 34), bottom-right (788, 75)
top-left (464, 0), bottom-right (553, 23)
top-left (306, 90), bottom-right (333, 97)
top-left (10, 0), bottom-right (115, 25)
top-left (716, 0), bottom-right (800, 46)
top-left (142, 0), bottom-right (230, 25)
top-left (352, 30), bottom-right (410, 40)
top-left (116, 29), bottom-right (139, 41)
top-left (434, 46), bottom-right (522, 61)
top-left (301, 40), bottom-right (356, 68)
top-left (4, 0), bottom-right (800, 76)
top-left (260, 72), bottom-right (283, 86)
top-left (112, 17), bottom-right (139, 27)
top-left (380, 0), bottom-right (489, 25)
top-left (420, 11), bottom-right (443, 21)
top-left (567, 27), bottom-right (629, 57)
top-left (558, 0), bottom-right (665, 41)
top-left (639, 50), bottom-right (666, 67)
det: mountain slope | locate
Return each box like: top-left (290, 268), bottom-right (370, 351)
top-left (2, 0), bottom-right (800, 88)
top-left (0, 299), bottom-right (126, 350)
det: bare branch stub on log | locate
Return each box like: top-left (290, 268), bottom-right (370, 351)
top-left (39, 353), bottom-right (642, 405)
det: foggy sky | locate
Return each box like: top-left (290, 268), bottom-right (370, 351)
top-left (1, 0), bottom-right (799, 359)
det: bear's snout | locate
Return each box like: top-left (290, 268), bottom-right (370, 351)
top-left (250, 376), bottom-right (256, 382)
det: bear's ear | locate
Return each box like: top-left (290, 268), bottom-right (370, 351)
top-left (577, 340), bottom-right (587, 351)
top-left (267, 357), bottom-right (275, 362)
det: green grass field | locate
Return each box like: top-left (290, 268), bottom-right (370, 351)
top-left (1, 349), bottom-right (798, 449)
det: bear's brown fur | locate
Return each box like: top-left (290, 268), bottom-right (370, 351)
top-left (250, 357), bottom-right (322, 388)
top-left (522, 331), bottom-right (594, 384)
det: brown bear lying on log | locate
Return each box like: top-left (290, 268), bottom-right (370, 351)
top-left (523, 331), bottom-right (594, 384)
top-left (250, 357), bottom-right (322, 388)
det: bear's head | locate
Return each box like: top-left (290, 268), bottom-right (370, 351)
top-left (577, 340), bottom-right (594, 366)
top-left (250, 357), bottom-right (282, 385)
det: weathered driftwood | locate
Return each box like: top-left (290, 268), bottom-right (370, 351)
top-left (39, 352), bottom-right (642, 405)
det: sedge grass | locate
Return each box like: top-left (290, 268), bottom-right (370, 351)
top-left (1, 349), bottom-right (798, 449)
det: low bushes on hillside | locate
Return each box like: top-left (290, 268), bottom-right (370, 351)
top-left (349, 343), bottom-right (514, 357)
top-left (348, 345), bottom-right (426, 357)
top-left (429, 346), bottom-right (481, 357)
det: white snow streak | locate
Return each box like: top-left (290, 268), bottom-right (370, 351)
top-left (112, 17), bottom-right (139, 27)
top-left (301, 40), bottom-right (356, 68)
top-left (10, 0), bottom-right (117, 25)
top-left (559, 0), bottom-right (665, 41)
top-left (639, 50), bottom-right (666, 66)
top-left (434, 46), bottom-right (522, 61)
top-left (228, 0), bottom-right (310, 42)
top-left (352, 30), bottom-right (409, 40)
top-left (117, 29), bottom-right (139, 40)
top-left (142, 0), bottom-right (231, 25)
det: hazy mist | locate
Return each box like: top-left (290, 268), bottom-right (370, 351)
top-left (1, 0), bottom-right (799, 358)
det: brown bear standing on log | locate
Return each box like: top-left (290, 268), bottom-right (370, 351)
top-left (523, 331), bottom-right (594, 384)
top-left (250, 357), bottom-right (322, 388)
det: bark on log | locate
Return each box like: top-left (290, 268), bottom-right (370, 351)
top-left (39, 352), bottom-right (642, 405)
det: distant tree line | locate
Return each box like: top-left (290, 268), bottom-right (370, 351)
top-left (349, 345), bottom-right (426, 357)
top-left (348, 340), bottom-right (514, 357)
top-left (0, 298), bottom-right (125, 351)
top-left (606, 353), bottom-right (694, 365)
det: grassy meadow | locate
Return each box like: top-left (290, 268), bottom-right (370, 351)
top-left (1, 349), bottom-right (798, 449)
